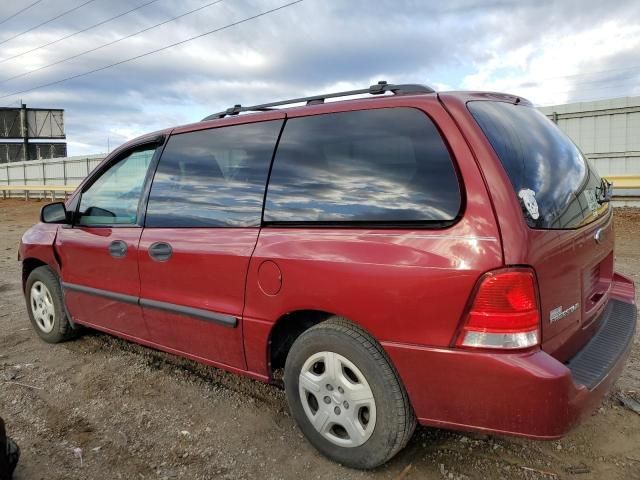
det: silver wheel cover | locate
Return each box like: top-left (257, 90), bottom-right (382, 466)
top-left (30, 281), bottom-right (55, 334)
top-left (298, 351), bottom-right (377, 448)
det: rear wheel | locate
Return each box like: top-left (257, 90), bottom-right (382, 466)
top-left (284, 318), bottom-right (416, 469)
top-left (25, 266), bottom-right (77, 343)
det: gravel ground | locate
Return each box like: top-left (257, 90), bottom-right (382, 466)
top-left (0, 199), bottom-right (639, 480)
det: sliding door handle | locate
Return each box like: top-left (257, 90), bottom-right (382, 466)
top-left (148, 242), bottom-right (172, 262)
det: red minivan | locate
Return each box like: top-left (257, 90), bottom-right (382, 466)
top-left (20, 82), bottom-right (637, 469)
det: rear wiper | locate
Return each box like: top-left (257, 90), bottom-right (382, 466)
top-left (596, 178), bottom-right (613, 204)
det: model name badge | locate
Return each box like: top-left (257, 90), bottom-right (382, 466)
top-left (550, 303), bottom-right (580, 323)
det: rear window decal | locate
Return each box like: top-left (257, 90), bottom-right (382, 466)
top-left (518, 188), bottom-right (539, 220)
top-left (584, 189), bottom-right (599, 214)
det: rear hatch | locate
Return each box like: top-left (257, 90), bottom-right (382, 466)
top-left (468, 100), bottom-right (614, 361)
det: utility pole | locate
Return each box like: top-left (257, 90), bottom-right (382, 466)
top-left (20, 103), bottom-right (28, 162)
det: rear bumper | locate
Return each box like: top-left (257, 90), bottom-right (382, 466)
top-left (384, 274), bottom-right (637, 439)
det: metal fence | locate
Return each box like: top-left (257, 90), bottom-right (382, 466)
top-left (0, 150), bottom-right (638, 205)
top-left (0, 154), bottom-right (104, 196)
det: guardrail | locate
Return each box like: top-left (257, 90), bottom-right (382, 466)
top-left (605, 175), bottom-right (640, 189)
top-left (1, 185), bottom-right (76, 201)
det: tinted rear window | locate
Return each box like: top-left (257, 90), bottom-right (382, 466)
top-left (468, 101), bottom-right (608, 229)
top-left (264, 108), bottom-right (461, 224)
top-left (145, 120), bottom-right (283, 227)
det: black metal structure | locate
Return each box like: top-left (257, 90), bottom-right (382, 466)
top-left (0, 142), bottom-right (67, 164)
top-left (0, 103), bottom-right (66, 163)
top-left (202, 81), bottom-right (435, 121)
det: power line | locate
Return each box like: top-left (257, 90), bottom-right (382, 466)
top-left (536, 90), bottom-right (640, 107)
top-left (0, 0), bottom-right (163, 65)
top-left (0, 0), bottom-right (226, 84)
top-left (507, 77), bottom-right (640, 106)
top-left (4, 2), bottom-right (637, 100)
top-left (501, 65), bottom-right (640, 97)
top-left (0, 0), bottom-right (305, 101)
top-left (468, 63), bottom-right (640, 94)
top-left (493, 72), bottom-right (640, 100)
top-left (0, 99), bottom-right (23, 108)
top-left (537, 86), bottom-right (640, 106)
top-left (463, 62), bottom-right (640, 95)
top-left (463, 66), bottom-right (640, 103)
top-left (512, 62), bottom-right (640, 86)
top-left (551, 70), bottom-right (640, 91)
top-left (0, 0), bottom-right (99, 47)
top-left (0, 0), bottom-right (45, 26)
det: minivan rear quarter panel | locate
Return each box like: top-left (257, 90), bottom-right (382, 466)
top-left (242, 96), bottom-right (504, 376)
top-left (440, 93), bottom-right (620, 361)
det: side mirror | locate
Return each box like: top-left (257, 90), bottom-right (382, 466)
top-left (40, 202), bottom-right (70, 224)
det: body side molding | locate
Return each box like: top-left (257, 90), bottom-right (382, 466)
top-left (139, 298), bottom-right (238, 328)
top-left (61, 282), bottom-right (138, 305)
top-left (61, 282), bottom-right (237, 328)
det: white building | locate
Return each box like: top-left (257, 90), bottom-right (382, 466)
top-left (539, 97), bottom-right (640, 203)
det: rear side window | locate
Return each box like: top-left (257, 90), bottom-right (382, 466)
top-left (264, 108), bottom-right (461, 224)
top-left (468, 101), bottom-right (607, 229)
top-left (145, 120), bottom-right (283, 227)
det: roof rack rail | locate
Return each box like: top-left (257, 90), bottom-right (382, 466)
top-left (201, 81), bottom-right (435, 121)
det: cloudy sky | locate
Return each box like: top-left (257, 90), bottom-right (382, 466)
top-left (0, 0), bottom-right (639, 155)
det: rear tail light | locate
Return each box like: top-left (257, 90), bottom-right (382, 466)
top-left (456, 269), bottom-right (540, 350)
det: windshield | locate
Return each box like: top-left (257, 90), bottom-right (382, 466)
top-left (468, 100), bottom-right (609, 229)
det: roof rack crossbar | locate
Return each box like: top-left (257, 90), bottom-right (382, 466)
top-left (201, 80), bottom-right (435, 121)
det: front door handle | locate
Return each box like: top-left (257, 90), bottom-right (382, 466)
top-left (148, 242), bottom-right (173, 262)
top-left (108, 240), bottom-right (128, 258)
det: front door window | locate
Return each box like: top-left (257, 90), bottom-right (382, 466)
top-left (78, 148), bottom-right (156, 226)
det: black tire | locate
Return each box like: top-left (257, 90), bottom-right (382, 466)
top-left (6, 437), bottom-right (19, 479)
top-left (25, 265), bottom-right (77, 344)
top-left (284, 317), bottom-right (416, 469)
top-left (0, 418), bottom-right (19, 480)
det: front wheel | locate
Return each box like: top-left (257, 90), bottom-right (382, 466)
top-left (284, 318), bottom-right (416, 469)
top-left (25, 266), bottom-right (77, 343)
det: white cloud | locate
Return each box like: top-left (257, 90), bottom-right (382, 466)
top-left (461, 21), bottom-right (640, 105)
top-left (0, 0), bottom-right (639, 154)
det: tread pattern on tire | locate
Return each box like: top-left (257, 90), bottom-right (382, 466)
top-left (27, 266), bottom-right (76, 342)
top-left (301, 317), bottom-right (417, 465)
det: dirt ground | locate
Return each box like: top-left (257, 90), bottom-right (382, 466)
top-left (0, 199), bottom-right (638, 480)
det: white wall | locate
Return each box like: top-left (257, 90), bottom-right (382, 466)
top-left (0, 154), bottom-right (104, 188)
top-left (539, 97), bottom-right (640, 178)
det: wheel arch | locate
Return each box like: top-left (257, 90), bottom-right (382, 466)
top-left (21, 257), bottom-right (49, 292)
top-left (268, 310), bottom-right (335, 377)
top-left (267, 309), bottom-right (388, 382)
top-left (20, 225), bottom-right (62, 292)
